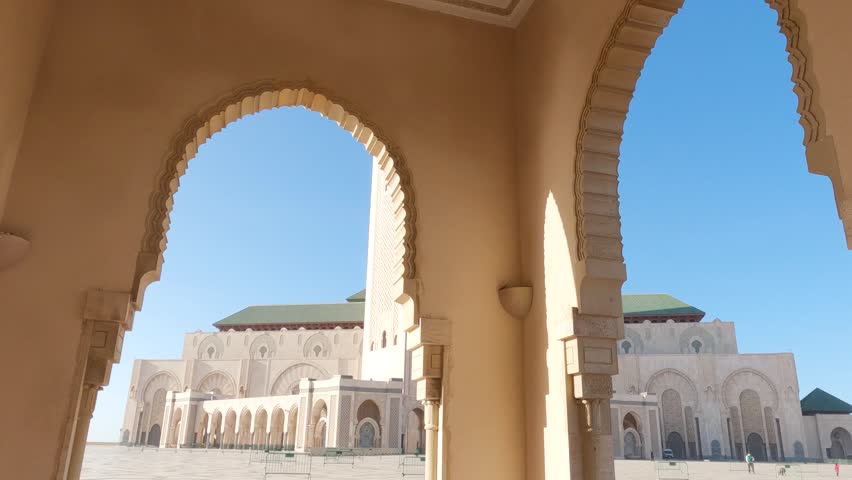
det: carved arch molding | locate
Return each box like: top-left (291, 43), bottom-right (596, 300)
top-left (132, 82), bottom-right (417, 306)
top-left (573, 0), bottom-right (843, 290)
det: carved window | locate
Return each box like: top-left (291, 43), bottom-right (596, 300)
top-left (622, 341), bottom-right (632, 354)
top-left (259, 346), bottom-right (268, 359)
top-left (207, 346), bottom-right (216, 359)
top-left (381, 331), bottom-right (387, 349)
top-left (692, 340), bottom-right (702, 354)
top-left (313, 345), bottom-right (322, 357)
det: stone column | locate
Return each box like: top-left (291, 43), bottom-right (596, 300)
top-left (424, 397), bottom-right (440, 480)
top-left (66, 379), bottom-right (101, 479)
top-left (563, 307), bottom-right (623, 480)
top-left (406, 316), bottom-right (449, 480)
top-left (206, 413), bottom-right (214, 448)
top-left (66, 290), bottom-right (134, 480)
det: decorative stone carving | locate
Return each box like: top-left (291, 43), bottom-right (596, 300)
top-left (573, 373), bottom-right (614, 400)
top-left (721, 368), bottom-right (779, 411)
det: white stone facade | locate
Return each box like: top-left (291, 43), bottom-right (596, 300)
top-left (610, 319), bottom-right (850, 463)
top-left (122, 327), bottom-right (425, 452)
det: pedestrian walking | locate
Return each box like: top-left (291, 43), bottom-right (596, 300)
top-left (836, 463), bottom-right (840, 477)
top-left (746, 452), bottom-right (755, 474)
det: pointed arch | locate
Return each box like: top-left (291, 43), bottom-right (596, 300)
top-left (571, 0), bottom-right (841, 314)
top-left (131, 83), bottom-right (417, 307)
top-left (196, 371), bottom-right (237, 398)
top-left (270, 363), bottom-right (329, 396)
top-left (141, 371), bottom-right (180, 401)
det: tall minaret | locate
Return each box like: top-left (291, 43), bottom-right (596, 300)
top-left (359, 159), bottom-right (407, 381)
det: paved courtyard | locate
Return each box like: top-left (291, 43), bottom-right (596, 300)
top-left (82, 445), bottom-right (850, 480)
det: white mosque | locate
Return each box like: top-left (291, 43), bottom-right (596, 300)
top-left (121, 159), bottom-right (851, 462)
top-left (121, 290), bottom-right (852, 463)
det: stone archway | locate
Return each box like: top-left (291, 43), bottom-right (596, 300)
top-left (286, 406), bottom-right (300, 450)
top-left (572, 0), bottom-right (839, 297)
top-left (167, 408), bottom-right (182, 448)
top-left (667, 431), bottom-right (686, 459)
top-left (746, 433), bottom-right (767, 462)
top-left (131, 85), bottom-right (417, 308)
top-left (147, 424), bottom-right (161, 447)
top-left (830, 427), bottom-right (852, 459)
top-left (357, 419), bottom-right (380, 448)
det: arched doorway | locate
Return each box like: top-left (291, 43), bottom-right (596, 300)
top-left (237, 409), bottom-right (252, 449)
top-left (622, 412), bottom-right (643, 459)
top-left (746, 433), bottom-right (766, 462)
top-left (667, 432), bottom-right (686, 460)
top-left (405, 408), bottom-right (425, 453)
top-left (147, 424), bottom-right (161, 447)
top-left (167, 408), bottom-right (182, 448)
top-left (830, 427), bottom-right (852, 459)
top-left (223, 410), bottom-right (237, 449)
top-left (285, 406), bottom-right (299, 450)
top-left (210, 411), bottom-right (222, 448)
top-left (310, 400), bottom-right (328, 448)
top-left (314, 418), bottom-right (328, 448)
top-left (195, 412), bottom-right (209, 447)
top-left (356, 400), bottom-right (381, 448)
top-left (358, 421), bottom-right (378, 448)
top-left (623, 431), bottom-right (639, 459)
top-left (269, 407), bottom-right (285, 450)
top-left (253, 408), bottom-right (268, 450)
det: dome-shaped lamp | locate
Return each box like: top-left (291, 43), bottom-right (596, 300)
top-left (0, 232), bottom-right (29, 271)
top-left (498, 285), bottom-right (533, 320)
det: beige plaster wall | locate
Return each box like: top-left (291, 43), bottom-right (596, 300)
top-left (0, 0), bottom-right (55, 218)
top-left (0, 1), bottom-right (523, 478)
top-left (515, 0), bottom-right (628, 478)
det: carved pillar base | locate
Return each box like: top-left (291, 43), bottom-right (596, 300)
top-left (407, 317), bottom-right (449, 480)
top-left (563, 307), bottom-right (621, 480)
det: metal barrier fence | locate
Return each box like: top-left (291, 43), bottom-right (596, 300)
top-left (402, 455), bottom-right (426, 477)
top-left (656, 461), bottom-right (689, 480)
top-left (265, 452), bottom-right (312, 478)
top-left (321, 448), bottom-right (356, 466)
top-left (250, 449), bottom-right (269, 463)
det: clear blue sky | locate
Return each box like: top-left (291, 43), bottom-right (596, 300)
top-left (89, 0), bottom-right (851, 441)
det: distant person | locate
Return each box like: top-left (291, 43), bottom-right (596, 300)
top-left (746, 452), bottom-right (755, 474)
top-left (836, 463), bottom-right (840, 477)
top-left (651, 451), bottom-right (654, 461)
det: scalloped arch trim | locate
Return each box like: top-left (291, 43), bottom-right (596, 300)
top-left (133, 82), bottom-right (417, 306)
top-left (573, 0), bottom-right (828, 265)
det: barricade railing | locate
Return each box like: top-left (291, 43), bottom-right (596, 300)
top-left (402, 455), bottom-right (426, 477)
top-left (250, 449), bottom-right (269, 464)
top-left (321, 448), bottom-right (356, 466)
top-left (656, 461), bottom-right (689, 480)
top-left (265, 452), bottom-right (312, 478)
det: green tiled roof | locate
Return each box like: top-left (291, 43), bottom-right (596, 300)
top-left (346, 289), bottom-right (366, 303)
top-left (800, 388), bottom-right (852, 415)
top-left (213, 302), bottom-right (364, 328)
top-left (622, 294), bottom-right (705, 317)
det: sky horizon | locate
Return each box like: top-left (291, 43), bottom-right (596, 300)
top-left (88, 0), bottom-right (851, 442)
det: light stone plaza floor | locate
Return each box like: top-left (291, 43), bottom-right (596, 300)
top-left (82, 445), bottom-right (851, 480)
